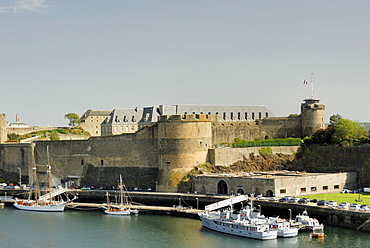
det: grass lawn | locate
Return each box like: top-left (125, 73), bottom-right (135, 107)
top-left (305, 193), bottom-right (370, 205)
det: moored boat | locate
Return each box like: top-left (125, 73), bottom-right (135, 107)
top-left (198, 210), bottom-right (277, 240)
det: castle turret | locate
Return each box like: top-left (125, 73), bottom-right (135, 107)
top-left (156, 114), bottom-right (213, 192)
top-left (301, 98), bottom-right (325, 137)
top-left (0, 114), bottom-right (7, 143)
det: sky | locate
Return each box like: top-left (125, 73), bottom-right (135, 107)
top-left (1, 0), bottom-right (369, 127)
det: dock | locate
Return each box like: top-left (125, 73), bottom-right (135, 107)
top-left (66, 202), bottom-right (201, 218)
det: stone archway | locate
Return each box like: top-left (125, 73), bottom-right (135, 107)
top-left (218, 180), bottom-right (228, 194)
top-left (266, 190), bottom-right (274, 197)
top-left (237, 188), bottom-right (245, 195)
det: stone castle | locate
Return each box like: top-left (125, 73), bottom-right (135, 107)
top-left (0, 98), bottom-right (325, 192)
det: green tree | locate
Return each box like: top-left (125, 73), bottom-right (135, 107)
top-left (331, 118), bottom-right (368, 144)
top-left (329, 114), bottom-right (342, 127)
top-left (64, 113), bottom-right (80, 127)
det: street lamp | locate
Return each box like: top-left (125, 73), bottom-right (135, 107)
top-left (179, 197), bottom-right (181, 208)
top-left (196, 197), bottom-right (199, 209)
top-left (17, 167), bottom-right (21, 186)
top-left (155, 181), bottom-right (158, 192)
top-left (288, 209), bottom-right (292, 222)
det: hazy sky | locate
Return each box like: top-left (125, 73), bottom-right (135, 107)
top-left (1, 0), bottom-right (369, 127)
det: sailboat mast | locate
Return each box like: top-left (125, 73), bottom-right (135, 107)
top-left (120, 174), bottom-right (124, 206)
top-left (31, 143), bottom-right (38, 201)
top-left (309, 72), bottom-right (314, 98)
top-left (47, 146), bottom-right (53, 202)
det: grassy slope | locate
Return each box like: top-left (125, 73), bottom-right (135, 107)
top-left (305, 193), bottom-right (370, 205)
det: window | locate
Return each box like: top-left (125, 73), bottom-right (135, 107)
top-left (100, 160), bottom-right (104, 166)
top-left (258, 112), bottom-right (262, 119)
top-left (334, 185), bottom-right (339, 189)
top-left (311, 187), bottom-right (317, 191)
top-left (237, 112), bottom-right (241, 120)
top-left (114, 126), bottom-right (117, 132)
top-left (300, 188), bottom-right (306, 192)
top-left (223, 112), bottom-right (226, 120)
top-left (132, 126), bottom-right (135, 131)
top-left (252, 112), bottom-right (255, 120)
top-left (81, 159), bottom-right (84, 165)
top-left (230, 112), bottom-right (233, 120)
top-left (323, 186), bottom-right (328, 190)
top-left (126, 126), bottom-right (129, 131)
top-left (280, 189), bottom-right (286, 194)
top-left (266, 112), bottom-right (269, 118)
top-left (245, 112), bottom-right (248, 120)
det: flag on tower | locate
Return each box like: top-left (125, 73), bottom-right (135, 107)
top-left (303, 80), bottom-right (308, 85)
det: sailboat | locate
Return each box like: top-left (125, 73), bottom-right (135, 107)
top-left (103, 175), bottom-right (138, 215)
top-left (14, 144), bottom-right (76, 212)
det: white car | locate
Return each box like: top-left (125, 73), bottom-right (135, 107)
top-left (337, 202), bottom-right (350, 209)
top-left (328, 201), bottom-right (337, 208)
top-left (349, 203), bottom-right (361, 210)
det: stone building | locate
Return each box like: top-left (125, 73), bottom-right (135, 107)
top-left (191, 171), bottom-right (357, 197)
top-left (78, 110), bottom-right (111, 136)
top-left (101, 108), bottom-right (143, 136)
top-left (138, 104), bottom-right (275, 128)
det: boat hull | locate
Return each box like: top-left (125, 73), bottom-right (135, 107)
top-left (199, 215), bottom-right (277, 240)
top-left (14, 202), bottom-right (66, 212)
top-left (104, 209), bottom-right (131, 215)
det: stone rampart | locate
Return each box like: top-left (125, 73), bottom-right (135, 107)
top-left (292, 146), bottom-right (370, 188)
top-left (209, 146), bottom-right (300, 166)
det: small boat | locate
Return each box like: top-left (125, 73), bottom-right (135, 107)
top-left (291, 210), bottom-right (324, 231)
top-left (14, 144), bottom-right (76, 212)
top-left (312, 229), bottom-right (324, 238)
top-left (198, 210), bottom-right (277, 240)
top-left (103, 175), bottom-right (138, 215)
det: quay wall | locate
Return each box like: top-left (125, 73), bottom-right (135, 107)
top-left (255, 200), bottom-right (370, 232)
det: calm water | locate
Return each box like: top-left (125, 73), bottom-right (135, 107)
top-left (1, 207), bottom-right (369, 248)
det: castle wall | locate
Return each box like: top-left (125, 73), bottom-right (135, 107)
top-left (33, 126), bottom-right (158, 188)
top-left (211, 121), bottom-right (260, 144)
top-left (209, 146), bottom-right (300, 166)
top-left (260, 117), bottom-right (302, 138)
top-left (0, 143), bottom-right (31, 183)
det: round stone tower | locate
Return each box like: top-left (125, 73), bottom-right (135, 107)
top-left (301, 98), bottom-right (325, 137)
top-left (156, 114), bottom-right (213, 192)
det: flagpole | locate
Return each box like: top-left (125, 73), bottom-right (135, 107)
top-left (309, 72), bottom-right (314, 98)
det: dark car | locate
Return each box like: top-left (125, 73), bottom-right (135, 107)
top-left (298, 198), bottom-right (309, 204)
top-left (310, 199), bottom-right (318, 203)
top-left (279, 198), bottom-right (289, 202)
top-left (317, 200), bottom-right (328, 206)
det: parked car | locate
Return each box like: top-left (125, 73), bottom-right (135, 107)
top-left (349, 203), bottom-right (361, 210)
top-left (317, 200), bottom-right (328, 206)
top-left (288, 197), bottom-right (299, 203)
top-left (328, 201), bottom-right (337, 208)
top-left (256, 195), bottom-right (266, 201)
top-left (279, 197), bottom-right (289, 202)
top-left (340, 189), bottom-right (350, 193)
top-left (298, 198), bottom-right (309, 204)
top-left (360, 204), bottom-right (370, 211)
top-left (310, 199), bottom-right (319, 203)
top-left (268, 197), bottom-right (278, 201)
top-left (337, 202), bottom-right (350, 209)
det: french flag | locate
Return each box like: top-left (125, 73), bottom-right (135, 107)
top-left (303, 80), bottom-right (308, 85)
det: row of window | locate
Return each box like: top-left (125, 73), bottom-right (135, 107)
top-left (114, 116), bottom-right (137, 123)
top-left (183, 112), bottom-right (269, 120)
top-left (280, 185), bottom-right (340, 194)
top-left (102, 125), bottom-right (136, 133)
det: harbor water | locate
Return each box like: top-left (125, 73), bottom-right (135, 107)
top-left (1, 207), bottom-right (369, 248)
